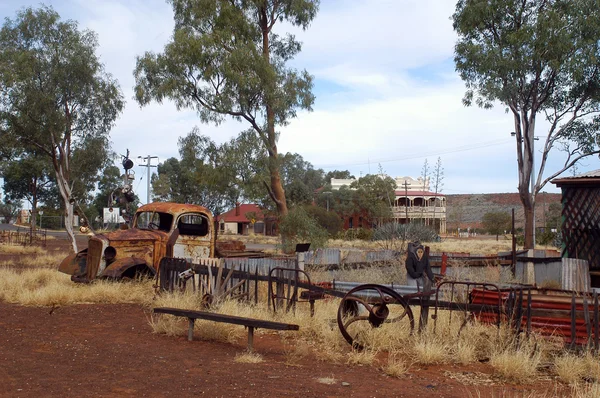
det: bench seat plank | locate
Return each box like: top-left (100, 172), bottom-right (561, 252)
top-left (153, 307), bottom-right (299, 352)
top-left (153, 307), bottom-right (299, 331)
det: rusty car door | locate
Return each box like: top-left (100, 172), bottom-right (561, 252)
top-left (172, 213), bottom-right (212, 262)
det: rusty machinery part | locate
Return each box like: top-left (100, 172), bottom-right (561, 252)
top-left (201, 293), bottom-right (214, 309)
top-left (337, 284), bottom-right (414, 350)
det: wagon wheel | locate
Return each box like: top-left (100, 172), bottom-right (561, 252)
top-left (337, 284), bottom-right (414, 350)
top-left (199, 261), bottom-right (244, 308)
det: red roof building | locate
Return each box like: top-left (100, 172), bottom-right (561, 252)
top-left (216, 204), bottom-right (276, 235)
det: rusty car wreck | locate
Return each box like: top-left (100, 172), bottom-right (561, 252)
top-left (59, 202), bottom-right (215, 282)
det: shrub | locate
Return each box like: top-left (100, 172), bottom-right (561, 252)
top-left (342, 227), bottom-right (373, 241)
top-left (303, 205), bottom-right (343, 237)
top-left (278, 207), bottom-right (328, 253)
top-left (373, 222), bottom-right (439, 243)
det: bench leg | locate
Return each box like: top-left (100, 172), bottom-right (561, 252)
top-left (188, 318), bottom-right (195, 341)
top-left (309, 300), bottom-right (315, 317)
top-left (247, 326), bottom-right (254, 352)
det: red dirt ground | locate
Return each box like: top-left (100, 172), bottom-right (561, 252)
top-left (0, 236), bottom-right (563, 397)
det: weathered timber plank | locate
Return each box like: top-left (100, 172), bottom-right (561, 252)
top-left (153, 307), bottom-right (299, 331)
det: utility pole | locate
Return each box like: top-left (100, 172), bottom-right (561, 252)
top-left (138, 155), bottom-right (159, 204)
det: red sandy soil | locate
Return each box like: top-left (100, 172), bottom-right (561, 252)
top-left (0, 237), bottom-right (564, 397)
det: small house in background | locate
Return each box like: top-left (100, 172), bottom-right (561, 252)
top-left (217, 203), bottom-right (275, 236)
top-left (552, 169), bottom-right (600, 287)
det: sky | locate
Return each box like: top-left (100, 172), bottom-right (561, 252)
top-left (2, 0), bottom-right (599, 205)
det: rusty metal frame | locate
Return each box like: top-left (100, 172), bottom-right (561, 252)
top-left (268, 267), bottom-right (320, 315)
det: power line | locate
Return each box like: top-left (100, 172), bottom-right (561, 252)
top-left (316, 138), bottom-right (512, 169)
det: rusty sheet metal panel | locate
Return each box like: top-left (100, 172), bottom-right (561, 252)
top-left (172, 236), bottom-right (211, 262)
top-left (472, 288), bottom-right (598, 345)
top-left (86, 239), bottom-right (103, 279)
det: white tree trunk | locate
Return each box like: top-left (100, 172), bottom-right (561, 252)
top-left (55, 166), bottom-right (78, 253)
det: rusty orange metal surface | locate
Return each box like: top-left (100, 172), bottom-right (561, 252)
top-left (472, 288), bottom-right (598, 345)
top-left (58, 202), bottom-right (216, 282)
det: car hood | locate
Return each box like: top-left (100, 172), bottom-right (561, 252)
top-left (97, 228), bottom-right (169, 243)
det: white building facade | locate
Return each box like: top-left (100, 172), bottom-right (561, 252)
top-left (330, 176), bottom-right (447, 233)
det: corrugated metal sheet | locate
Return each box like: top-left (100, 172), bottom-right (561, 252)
top-left (303, 248), bottom-right (397, 265)
top-left (223, 257), bottom-right (296, 276)
top-left (561, 258), bottom-right (590, 292)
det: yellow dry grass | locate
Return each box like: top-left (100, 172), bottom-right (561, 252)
top-left (554, 352), bottom-right (600, 385)
top-left (489, 344), bottom-right (542, 384)
top-left (0, 268), bottom-right (154, 307)
top-left (346, 348), bottom-right (378, 366)
top-left (0, 245), bottom-right (47, 255)
top-left (0, 241), bottom-right (586, 389)
top-left (383, 351), bottom-right (411, 378)
top-left (554, 353), bottom-right (589, 385)
top-left (234, 351), bottom-right (264, 363)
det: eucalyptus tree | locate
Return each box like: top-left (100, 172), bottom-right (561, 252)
top-left (0, 7), bottom-right (124, 252)
top-left (134, 0), bottom-right (319, 217)
top-left (350, 174), bottom-right (396, 224)
top-left (2, 151), bottom-right (54, 229)
top-left (453, 0), bottom-right (600, 248)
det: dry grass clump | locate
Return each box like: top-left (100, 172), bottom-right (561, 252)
top-left (16, 253), bottom-right (65, 268)
top-left (308, 262), bottom-right (407, 285)
top-left (346, 348), bottom-right (378, 366)
top-left (234, 351), bottom-right (264, 363)
top-left (570, 383), bottom-right (600, 398)
top-left (0, 268), bottom-right (154, 306)
top-left (554, 352), bottom-right (600, 385)
top-left (489, 343), bottom-right (541, 383)
top-left (383, 351), bottom-right (411, 378)
top-left (554, 353), bottom-right (589, 385)
top-left (411, 332), bottom-right (450, 365)
top-left (219, 234), bottom-right (280, 246)
top-left (0, 244), bottom-right (47, 255)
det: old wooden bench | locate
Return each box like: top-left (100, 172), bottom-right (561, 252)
top-left (153, 307), bottom-right (299, 351)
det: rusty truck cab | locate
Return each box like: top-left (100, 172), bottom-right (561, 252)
top-left (59, 202), bottom-right (215, 282)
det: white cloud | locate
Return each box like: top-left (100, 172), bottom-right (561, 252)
top-left (1, 0), bottom-right (598, 202)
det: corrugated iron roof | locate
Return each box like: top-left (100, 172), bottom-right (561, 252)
top-left (552, 169), bottom-right (600, 185)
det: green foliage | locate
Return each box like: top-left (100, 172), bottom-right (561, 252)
top-left (0, 6), bottom-right (124, 249)
top-left (278, 206), bottom-right (328, 253)
top-left (325, 170), bottom-right (355, 181)
top-left (303, 205), bottom-right (343, 237)
top-left (1, 151), bottom-right (54, 208)
top-left (341, 228), bottom-right (373, 241)
top-left (453, 0), bottom-right (600, 248)
top-left (152, 128), bottom-right (234, 215)
top-left (373, 222), bottom-right (440, 244)
top-left (279, 152), bottom-right (325, 206)
top-left (545, 202), bottom-right (562, 231)
top-left (134, 0), bottom-right (320, 214)
top-left (482, 211), bottom-right (512, 240)
top-left (536, 229), bottom-right (557, 246)
top-left (0, 199), bottom-right (18, 224)
top-left (92, 164), bottom-right (122, 218)
top-left (350, 174), bottom-right (396, 220)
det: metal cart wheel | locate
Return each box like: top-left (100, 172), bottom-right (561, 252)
top-left (337, 284), bottom-right (414, 350)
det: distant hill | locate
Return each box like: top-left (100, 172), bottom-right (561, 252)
top-left (445, 192), bottom-right (561, 231)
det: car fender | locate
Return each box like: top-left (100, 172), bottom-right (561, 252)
top-left (99, 257), bottom-right (156, 279)
top-left (58, 249), bottom-right (88, 276)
